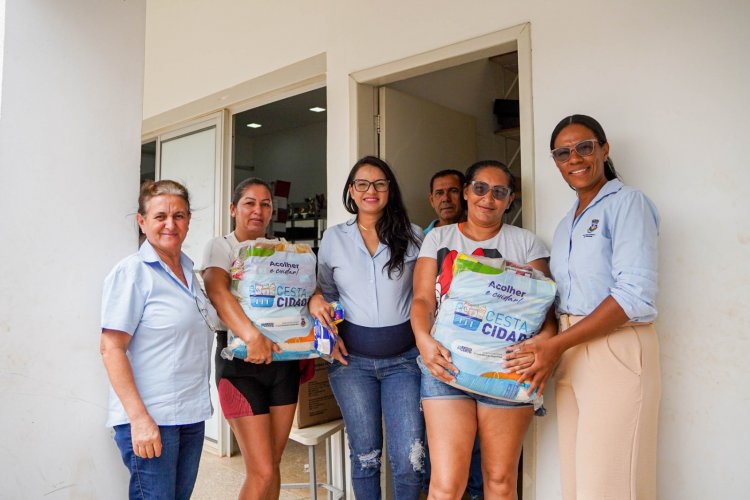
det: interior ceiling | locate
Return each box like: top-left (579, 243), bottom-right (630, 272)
top-left (234, 87), bottom-right (327, 139)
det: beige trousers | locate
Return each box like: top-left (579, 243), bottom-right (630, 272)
top-left (555, 315), bottom-right (661, 500)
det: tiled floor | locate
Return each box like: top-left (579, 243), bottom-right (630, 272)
top-left (192, 439), bottom-right (330, 499)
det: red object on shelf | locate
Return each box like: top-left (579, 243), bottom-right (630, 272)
top-left (273, 180), bottom-right (291, 198)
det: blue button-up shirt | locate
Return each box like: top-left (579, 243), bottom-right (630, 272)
top-left (317, 218), bottom-right (422, 327)
top-left (550, 179), bottom-right (660, 322)
top-left (101, 240), bottom-right (216, 427)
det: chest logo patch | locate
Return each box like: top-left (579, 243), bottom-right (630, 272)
top-left (583, 219), bottom-right (599, 238)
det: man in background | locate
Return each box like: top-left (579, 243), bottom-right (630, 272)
top-left (424, 169), bottom-right (466, 234)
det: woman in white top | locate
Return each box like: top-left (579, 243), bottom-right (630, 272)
top-left (411, 161), bottom-right (557, 500)
top-left (202, 178), bottom-right (307, 500)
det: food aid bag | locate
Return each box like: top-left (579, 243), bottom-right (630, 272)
top-left (221, 239), bottom-right (318, 361)
top-left (432, 253), bottom-right (556, 405)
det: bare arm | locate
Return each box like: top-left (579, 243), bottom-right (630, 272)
top-left (100, 329), bottom-right (162, 459)
top-left (410, 256), bottom-right (457, 383)
top-left (202, 266), bottom-right (280, 364)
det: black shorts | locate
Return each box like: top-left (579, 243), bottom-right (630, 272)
top-left (215, 332), bottom-right (300, 417)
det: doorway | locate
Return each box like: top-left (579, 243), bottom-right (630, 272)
top-left (377, 53), bottom-right (522, 229)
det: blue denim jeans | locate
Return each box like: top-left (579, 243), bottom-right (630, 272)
top-left (113, 421), bottom-right (205, 500)
top-left (328, 347), bottom-right (424, 500)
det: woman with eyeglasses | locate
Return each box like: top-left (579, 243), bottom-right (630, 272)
top-left (100, 180), bottom-right (216, 499)
top-left (509, 114), bottom-right (661, 500)
top-left (411, 160), bottom-right (556, 499)
top-left (309, 156), bottom-right (424, 499)
top-left (201, 177), bottom-right (312, 500)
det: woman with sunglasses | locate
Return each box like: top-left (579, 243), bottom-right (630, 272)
top-left (411, 160), bottom-right (556, 499)
top-left (509, 114), bottom-right (661, 500)
top-left (202, 177), bottom-right (309, 500)
top-left (100, 180), bottom-right (216, 499)
top-left (309, 156), bottom-right (424, 499)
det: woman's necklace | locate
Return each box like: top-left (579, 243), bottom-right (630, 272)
top-left (358, 223), bottom-right (370, 231)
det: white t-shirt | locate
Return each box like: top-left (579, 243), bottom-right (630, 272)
top-left (202, 232), bottom-right (243, 273)
top-left (419, 223), bottom-right (549, 305)
top-left (201, 232), bottom-right (247, 331)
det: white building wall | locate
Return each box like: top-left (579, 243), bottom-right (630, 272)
top-left (145, 2), bottom-right (750, 498)
top-left (0, 0), bottom-right (5, 116)
top-left (0, 1), bottom-right (146, 498)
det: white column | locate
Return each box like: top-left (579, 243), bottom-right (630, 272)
top-left (0, 1), bottom-right (146, 498)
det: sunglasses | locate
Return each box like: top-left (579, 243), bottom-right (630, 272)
top-left (470, 180), bottom-right (512, 201)
top-left (550, 139), bottom-right (598, 163)
top-left (352, 179), bottom-right (389, 192)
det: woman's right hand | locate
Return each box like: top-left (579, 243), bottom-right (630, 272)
top-left (242, 328), bottom-right (281, 364)
top-left (130, 413), bottom-right (162, 459)
top-left (417, 336), bottom-right (458, 384)
top-left (309, 293), bottom-right (335, 331)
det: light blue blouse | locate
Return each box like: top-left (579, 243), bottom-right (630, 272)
top-left (317, 218), bottom-right (422, 327)
top-left (550, 179), bottom-right (660, 322)
top-left (101, 240), bottom-right (216, 427)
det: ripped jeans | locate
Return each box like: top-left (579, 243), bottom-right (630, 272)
top-left (328, 347), bottom-right (424, 500)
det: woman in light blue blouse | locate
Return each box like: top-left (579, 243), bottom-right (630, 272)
top-left (510, 115), bottom-right (661, 500)
top-left (100, 180), bottom-right (215, 499)
top-left (310, 156), bottom-right (424, 500)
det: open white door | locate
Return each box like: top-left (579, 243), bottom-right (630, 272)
top-left (156, 112), bottom-right (232, 456)
top-left (378, 87), bottom-right (477, 228)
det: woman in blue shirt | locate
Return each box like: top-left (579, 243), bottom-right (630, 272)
top-left (509, 115), bottom-right (661, 500)
top-left (310, 156), bottom-right (424, 500)
top-left (100, 180), bottom-right (215, 500)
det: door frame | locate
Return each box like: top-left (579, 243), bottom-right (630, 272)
top-left (349, 23), bottom-right (539, 500)
top-left (140, 56), bottom-right (337, 471)
top-left (143, 54), bottom-right (326, 237)
top-left (349, 23), bottom-right (536, 233)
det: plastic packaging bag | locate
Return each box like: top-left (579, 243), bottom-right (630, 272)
top-left (313, 301), bottom-right (344, 361)
top-left (431, 253), bottom-right (556, 404)
top-left (221, 239), bottom-right (319, 361)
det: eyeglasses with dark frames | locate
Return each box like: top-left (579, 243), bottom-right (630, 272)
top-left (352, 179), bottom-right (390, 192)
top-left (550, 139), bottom-right (598, 163)
top-left (469, 180), bottom-right (512, 201)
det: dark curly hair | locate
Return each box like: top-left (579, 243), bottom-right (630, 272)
top-left (342, 156), bottom-right (421, 278)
